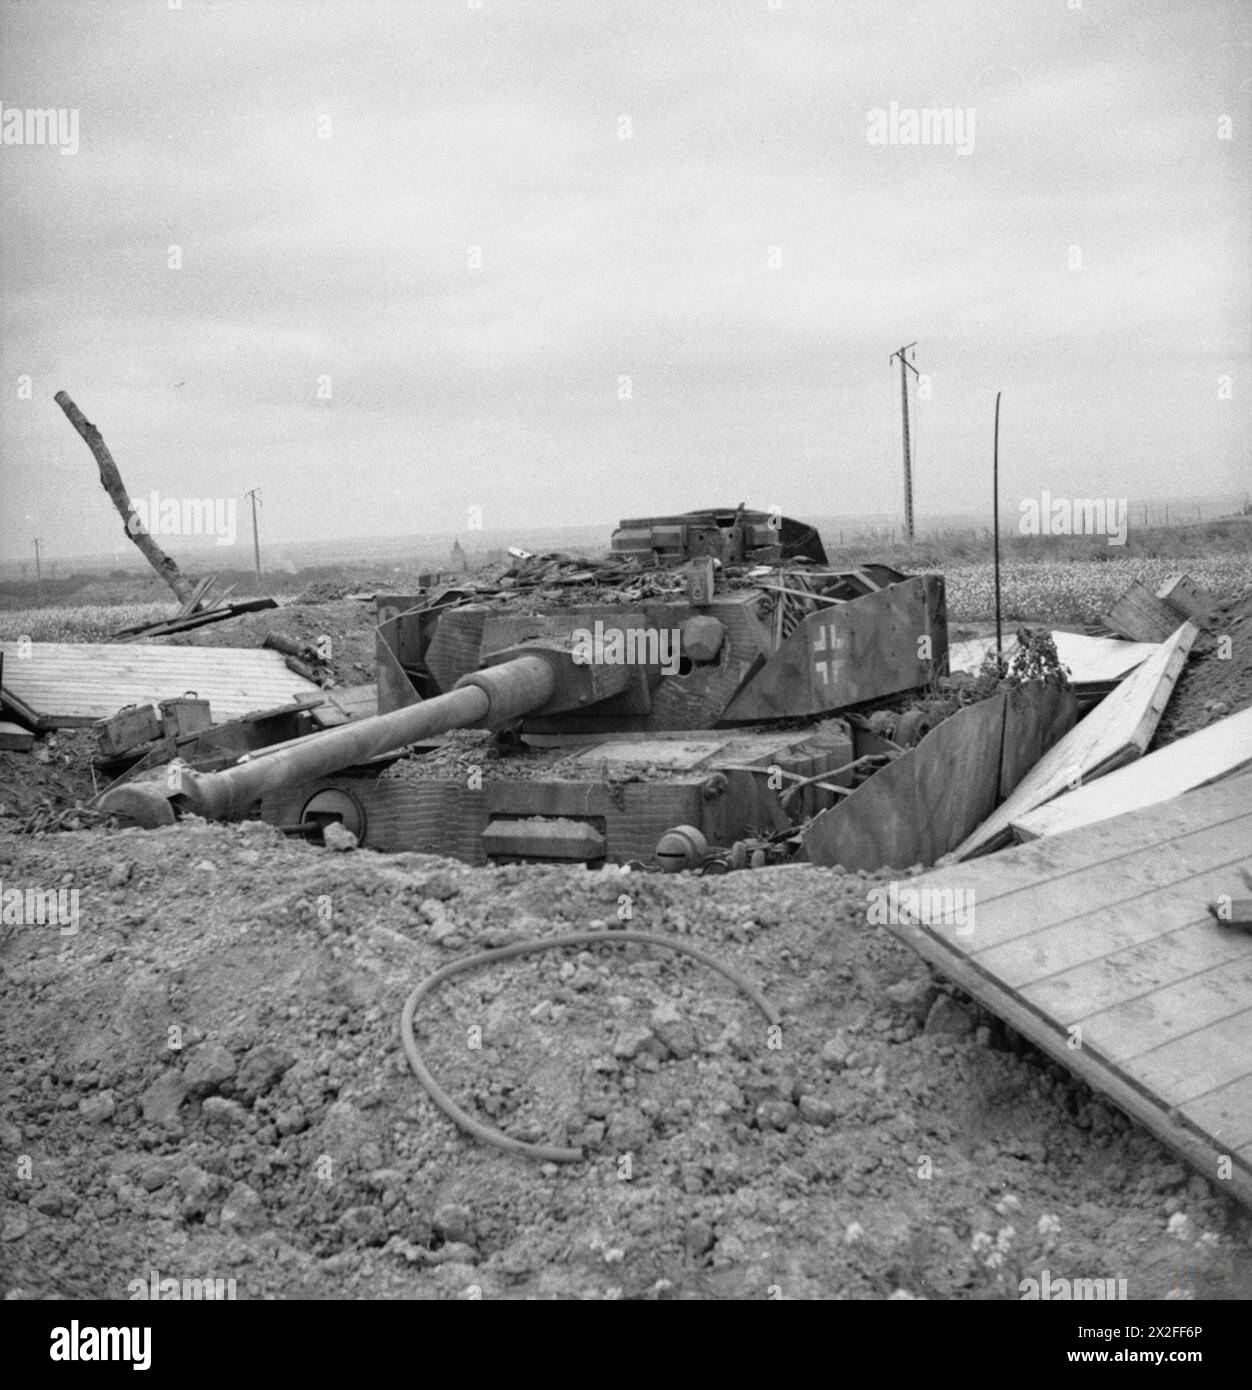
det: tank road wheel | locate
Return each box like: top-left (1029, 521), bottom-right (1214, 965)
top-left (655, 824), bottom-right (707, 872)
top-left (894, 708), bottom-right (934, 748)
top-left (300, 788), bottom-right (367, 844)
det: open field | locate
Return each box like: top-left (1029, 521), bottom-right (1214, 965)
top-left (2, 522), bottom-right (1250, 641)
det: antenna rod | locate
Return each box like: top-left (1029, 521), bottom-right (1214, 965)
top-left (993, 391), bottom-right (1003, 667)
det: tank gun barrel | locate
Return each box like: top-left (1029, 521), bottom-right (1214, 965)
top-left (98, 653), bottom-right (558, 828)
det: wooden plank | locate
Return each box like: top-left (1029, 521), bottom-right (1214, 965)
top-left (954, 621), bottom-right (1197, 859)
top-left (876, 775), bottom-right (1252, 909)
top-left (1071, 957), bottom-right (1252, 1063)
top-left (962, 818), bottom-right (1252, 952)
top-left (1011, 710), bottom-right (1252, 841)
top-left (113, 597), bottom-right (277, 641)
top-left (1127, 1009), bottom-right (1252, 1102)
top-left (1180, 1074), bottom-right (1252, 1153)
top-left (175, 575), bottom-right (216, 619)
top-left (975, 877), bottom-right (1249, 986)
top-left (1021, 919), bottom-right (1252, 1026)
top-left (0, 686), bottom-right (51, 730)
top-left (0, 720), bottom-right (34, 752)
top-left (0, 641), bottom-right (322, 726)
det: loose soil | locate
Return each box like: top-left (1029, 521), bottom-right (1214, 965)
top-left (1, 825), bottom-right (1248, 1301)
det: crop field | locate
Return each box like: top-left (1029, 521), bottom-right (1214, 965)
top-left (0, 601), bottom-right (178, 642)
top-left (2, 551), bottom-right (1251, 641)
top-left (941, 555), bottom-right (1252, 625)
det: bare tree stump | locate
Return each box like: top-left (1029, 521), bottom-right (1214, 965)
top-left (54, 390), bottom-right (194, 603)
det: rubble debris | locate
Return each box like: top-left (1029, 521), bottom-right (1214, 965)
top-left (321, 821), bottom-right (359, 852)
top-left (399, 928), bottom-right (780, 1162)
top-left (263, 631), bottom-right (335, 688)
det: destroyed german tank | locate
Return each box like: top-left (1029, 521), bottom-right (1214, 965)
top-left (100, 507), bottom-right (951, 869)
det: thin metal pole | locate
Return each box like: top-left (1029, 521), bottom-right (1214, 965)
top-left (899, 350), bottom-right (913, 540)
top-left (993, 391), bottom-right (1003, 668)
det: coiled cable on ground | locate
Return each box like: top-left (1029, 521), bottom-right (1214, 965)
top-left (400, 929), bottom-right (781, 1163)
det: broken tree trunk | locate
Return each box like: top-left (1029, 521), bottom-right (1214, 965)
top-left (53, 390), bottom-right (194, 603)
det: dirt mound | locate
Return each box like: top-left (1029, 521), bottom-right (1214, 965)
top-left (2, 824), bottom-right (1247, 1300)
top-left (0, 731), bottom-right (100, 830)
top-left (1154, 588), bottom-right (1252, 746)
top-left (156, 598), bottom-right (378, 687)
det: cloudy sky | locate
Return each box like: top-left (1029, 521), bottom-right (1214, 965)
top-left (0, 0), bottom-right (1247, 562)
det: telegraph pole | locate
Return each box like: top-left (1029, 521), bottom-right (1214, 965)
top-left (245, 488), bottom-right (262, 591)
top-left (888, 342), bottom-right (919, 541)
top-left (33, 537), bottom-right (43, 598)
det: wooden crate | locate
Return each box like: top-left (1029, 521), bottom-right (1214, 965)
top-left (1106, 578), bottom-right (1184, 643)
top-left (95, 704), bottom-right (162, 757)
top-left (1157, 574), bottom-right (1217, 626)
top-left (158, 696), bottom-right (213, 737)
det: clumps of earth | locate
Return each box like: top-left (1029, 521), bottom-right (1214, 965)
top-left (1154, 589), bottom-right (1252, 745)
top-left (2, 820), bottom-right (1248, 1299)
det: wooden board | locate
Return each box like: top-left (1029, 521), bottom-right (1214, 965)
top-left (801, 683), bottom-right (1076, 872)
top-left (113, 596), bottom-right (276, 641)
top-left (0, 720), bottom-right (34, 752)
top-left (0, 641), bottom-right (322, 728)
top-left (1012, 711), bottom-right (1252, 842)
top-left (1106, 579), bottom-right (1183, 643)
top-left (884, 777), bottom-right (1252, 1208)
top-left (947, 630), bottom-right (1160, 685)
top-left (954, 621), bottom-right (1197, 859)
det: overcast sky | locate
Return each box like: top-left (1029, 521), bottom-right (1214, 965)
top-left (0, 0), bottom-right (1248, 562)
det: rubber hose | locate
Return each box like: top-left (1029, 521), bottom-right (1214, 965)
top-left (400, 929), bottom-right (782, 1163)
